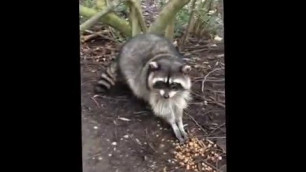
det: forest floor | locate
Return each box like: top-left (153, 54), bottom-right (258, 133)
top-left (81, 31), bottom-right (226, 172)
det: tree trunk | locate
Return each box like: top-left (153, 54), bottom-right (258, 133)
top-left (165, 16), bottom-right (174, 41)
top-left (148, 0), bottom-right (191, 34)
top-left (96, 0), bottom-right (106, 9)
top-left (128, 1), bottom-right (141, 36)
top-left (130, 0), bottom-right (147, 33)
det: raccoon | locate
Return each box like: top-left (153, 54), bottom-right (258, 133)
top-left (95, 34), bottom-right (192, 143)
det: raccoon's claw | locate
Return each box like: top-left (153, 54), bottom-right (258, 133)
top-left (178, 137), bottom-right (189, 145)
top-left (178, 138), bottom-right (185, 145)
top-left (178, 130), bottom-right (189, 145)
top-left (181, 130), bottom-right (188, 139)
top-left (182, 134), bottom-right (189, 142)
top-left (174, 134), bottom-right (184, 144)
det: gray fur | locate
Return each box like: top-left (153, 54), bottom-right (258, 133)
top-left (117, 34), bottom-right (192, 143)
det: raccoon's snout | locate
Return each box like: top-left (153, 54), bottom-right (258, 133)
top-left (159, 90), bottom-right (169, 99)
top-left (163, 93), bottom-right (169, 99)
top-left (160, 90), bottom-right (172, 99)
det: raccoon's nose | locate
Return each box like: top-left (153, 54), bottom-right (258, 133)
top-left (163, 93), bottom-right (169, 99)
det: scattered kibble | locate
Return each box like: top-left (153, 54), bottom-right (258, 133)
top-left (173, 137), bottom-right (225, 171)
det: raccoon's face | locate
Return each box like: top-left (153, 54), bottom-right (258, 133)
top-left (147, 59), bottom-right (191, 99)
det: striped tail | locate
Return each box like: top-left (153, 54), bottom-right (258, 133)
top-left (94, 61), bottom-right (118, 93)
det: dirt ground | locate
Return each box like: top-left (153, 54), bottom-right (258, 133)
top-left (81, 36), bottom-right (226, 172)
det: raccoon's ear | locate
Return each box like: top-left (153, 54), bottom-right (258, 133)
top-left (149, 61), bottom-right (159, 70)
top-left (181, 65), bottom-right (191, 73)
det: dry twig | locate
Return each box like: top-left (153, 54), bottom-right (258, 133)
top-left (208, 123), bottom-right (225, 136)
top-left (185, 112), bottom-right (208, 135)
top-left (202, 159), bottom-right (221, 172)
top-left (82, 31), bottom-right (116, 42)
top-left (91, 96), bottom-right (101, 108)
top-left (201, 68), bottom-right (223, 93)
top-left (93, 94), bottom-right (128, 101)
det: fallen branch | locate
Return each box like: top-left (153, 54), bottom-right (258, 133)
top-left (80, 0), bottom-right (124, 33)
top-left (80, 5), bottom-right (132, 37)
top-left (81, 31), bottom-right (116, 42)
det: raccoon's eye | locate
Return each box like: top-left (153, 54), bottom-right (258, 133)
top-left (153, 81), bottom-right (167, 89)
top-left (171, 83), bottom-right (182, 90)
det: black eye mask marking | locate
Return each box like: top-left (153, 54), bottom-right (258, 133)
top-left (153, 81), bottom-right (184, 91)
top-left (153, 81), bottom-right (167, 89)
top-left (170, 83), bottom-right (183, 90)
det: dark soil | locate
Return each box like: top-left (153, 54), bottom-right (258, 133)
top-left (81, 37), bottom-right (226, 172)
